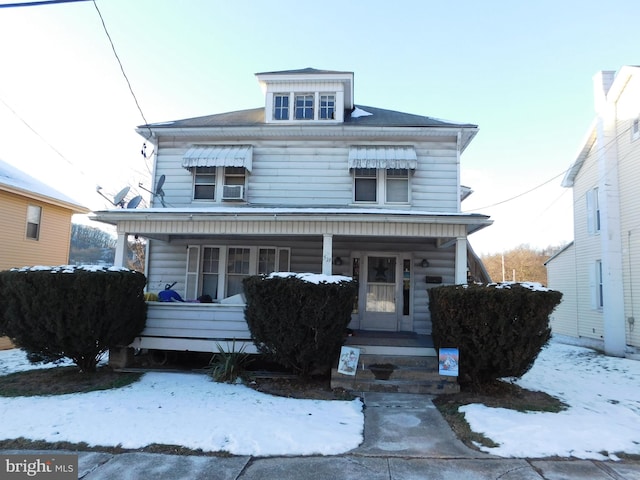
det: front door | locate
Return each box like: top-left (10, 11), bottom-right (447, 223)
top-left (360, 255), bottom-right (400, 331)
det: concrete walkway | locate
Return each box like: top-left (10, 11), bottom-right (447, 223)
top-left (3, 393), bottom-right (639, 479)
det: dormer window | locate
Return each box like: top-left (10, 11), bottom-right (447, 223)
top-left (294, 94), bottom-right (314, 120)
top-left (274, 94), bottom-right (290, 120)
top-left (320, 94), bottom-right (335, 119)
top-left (257, 68), bottom-right (353, 124)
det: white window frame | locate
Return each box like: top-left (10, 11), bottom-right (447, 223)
top-left (185, 245), bottom-right (291, 301)
top-left (353, 169), bottom-right (411, 205)
top-left (590, 260), bottom-right (604, 310)
top-left (192, 166), bottom-right (248, 203)
top-left (294, 93), bottom-right (314, 120)
top-left (193, 167), bottom-right (217, 201)
top-left (273, 93), bottom-right (290, 120)
top-left (319, 94), bottom-right (336, 120)
top-left (26, 204), bottom-right (42, 240)
top-left (586, 187), bottom-right (600, 235)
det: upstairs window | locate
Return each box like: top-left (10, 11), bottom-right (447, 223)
top-left (354, 168), bottom-right (377, 202)
top-left (274, 94), bottom-right (289, 120)
top-left (26, 205), bottom-right (42, 240)
top-left (354, 168), bottom-right (410, 204)
top-left (320, 94), bottom-right (335, 119)
top-left (194, 167), bottom-right (216, 200)
top-left (386, 169), bottom-right (409, 203)
top-left (294, 94), bottom-right (314, 120)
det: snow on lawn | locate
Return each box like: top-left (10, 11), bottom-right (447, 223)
top-left (460, 342), bottom-right (640, 460)
top-left (0, 350), bottom-right (363, 456)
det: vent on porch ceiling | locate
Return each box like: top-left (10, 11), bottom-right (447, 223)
top-left (222, 185), bottom-right (244, 201)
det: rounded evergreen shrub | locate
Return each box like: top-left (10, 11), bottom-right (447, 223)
top-left (0, 265), bottom-right (147, 372)
top-left (243, 273), bottom-right (357, 377)
top-left (429, 282), bottom-right (562, 386)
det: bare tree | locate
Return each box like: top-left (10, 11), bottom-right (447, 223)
top-left (481, 244), bottom-right (566, 286)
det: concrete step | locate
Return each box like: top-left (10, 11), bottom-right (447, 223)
top-left (331, 353), bottom-right (459, 395)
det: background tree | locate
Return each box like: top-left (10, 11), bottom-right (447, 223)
top-left (69, 223), bottom-right (116, 265)
top-left (481, 243), bottom-right (566, 286)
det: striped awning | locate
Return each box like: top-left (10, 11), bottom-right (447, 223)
top-left (182, 145), bottom-right (253, 171)
top-left (348, 146), bottom-right (417, 170)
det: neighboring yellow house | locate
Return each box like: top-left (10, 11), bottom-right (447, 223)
top-left (0, 159), bottom-right (90, 270)
top-left (0, 159), bottom-right (89, 350)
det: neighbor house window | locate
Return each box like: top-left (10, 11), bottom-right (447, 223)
top-left (26, 205), bottom-right (42, 240)
top-left (319, 94), bottom-right (335, 119)
top-left (595, 260), bottom-right (604, 309)
top-left (274, 94), bottom-right (290, 120)
top-left (193, 167), bottom-right (216, 200)
top-left (632, 118), bottom-right (640, 141)
top-left (354, 168), bottom-right (377, 202)
top-left (586, 187), bottom-right (600, 234)
top-left (386, 169), bottom-right (409, 203)
top-left (294, 94), bottom-right (314, 120)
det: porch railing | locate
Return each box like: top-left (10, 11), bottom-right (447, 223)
top-left (131, 302), bottom-right (258, 353)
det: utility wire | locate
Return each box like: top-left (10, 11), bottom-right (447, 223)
top-left (0, 0), bottom-right (90, 8)
top-left (92, 0), bottom-right (154, 174)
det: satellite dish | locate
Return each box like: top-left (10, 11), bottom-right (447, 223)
top-left (113, 187), bottom-right (130, 207)
top-left (126, 195), bottom-right (142, 209)
top-left (155, 174), bottom-right (165, 195)
top-left (138, 174), bottom-right (167, 207)
top-left (96, 185), bottom-right (130, 207)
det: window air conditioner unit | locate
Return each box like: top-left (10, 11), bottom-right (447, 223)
top-left (222, 185), bottom-right (244, 200)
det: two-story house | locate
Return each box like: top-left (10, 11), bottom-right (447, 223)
top-left (546, 66), bottom-right (640, 358)
top-left (93, 68), bottom-right (492, 362)
top-left (0, 159), bottom-right (89, 350)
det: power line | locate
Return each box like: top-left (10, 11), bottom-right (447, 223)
top-left (0, 0), bottom-right (90, 8)
top-left (91, 0), bottom-right (153, 176)
top-left (465, 169), bottom-right (568, 212)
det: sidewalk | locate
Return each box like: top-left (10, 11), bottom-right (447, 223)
top-left (3, 393), bottom-right (639, 479)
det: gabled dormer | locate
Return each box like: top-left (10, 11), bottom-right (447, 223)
top-left (256, 68), bottom-right (354, 124)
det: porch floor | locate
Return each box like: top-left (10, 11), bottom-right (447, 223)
top-left (345, 330), bottom-right (434, 349)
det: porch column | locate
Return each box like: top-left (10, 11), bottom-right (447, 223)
top-left (114, 232), bottom-right (127, 268)
top-left (454, 236), bottom-right (467, 285)
top-left (322, 234), bottom-right (333, 275)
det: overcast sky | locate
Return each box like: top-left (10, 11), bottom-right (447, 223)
top-left (1, 0), bottom-right (638, 254)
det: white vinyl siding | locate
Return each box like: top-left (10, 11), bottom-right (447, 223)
top-left (153, 138), bottom-right (460, 212)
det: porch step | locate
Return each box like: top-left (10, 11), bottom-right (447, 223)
top-left (331, 353), bottom-right (459, 395)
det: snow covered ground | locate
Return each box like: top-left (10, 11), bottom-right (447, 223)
top-left (461, 342), bottom-right (640, 460)
top-left (0, 341), bottom-right (638, 459)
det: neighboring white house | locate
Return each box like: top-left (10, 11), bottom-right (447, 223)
top-left (547, 66), bottom-right (640, 357)
top-left (93, 68), bottom-right (492, 354)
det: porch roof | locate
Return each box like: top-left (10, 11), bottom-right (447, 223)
top-left (91, 206), bottom-right (492, 239)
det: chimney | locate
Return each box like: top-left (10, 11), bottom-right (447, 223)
top-left (593, 70), bottom-right (616, 114)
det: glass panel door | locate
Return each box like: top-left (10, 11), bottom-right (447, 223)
top-left (366, 256), bottom-right (396, 313)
